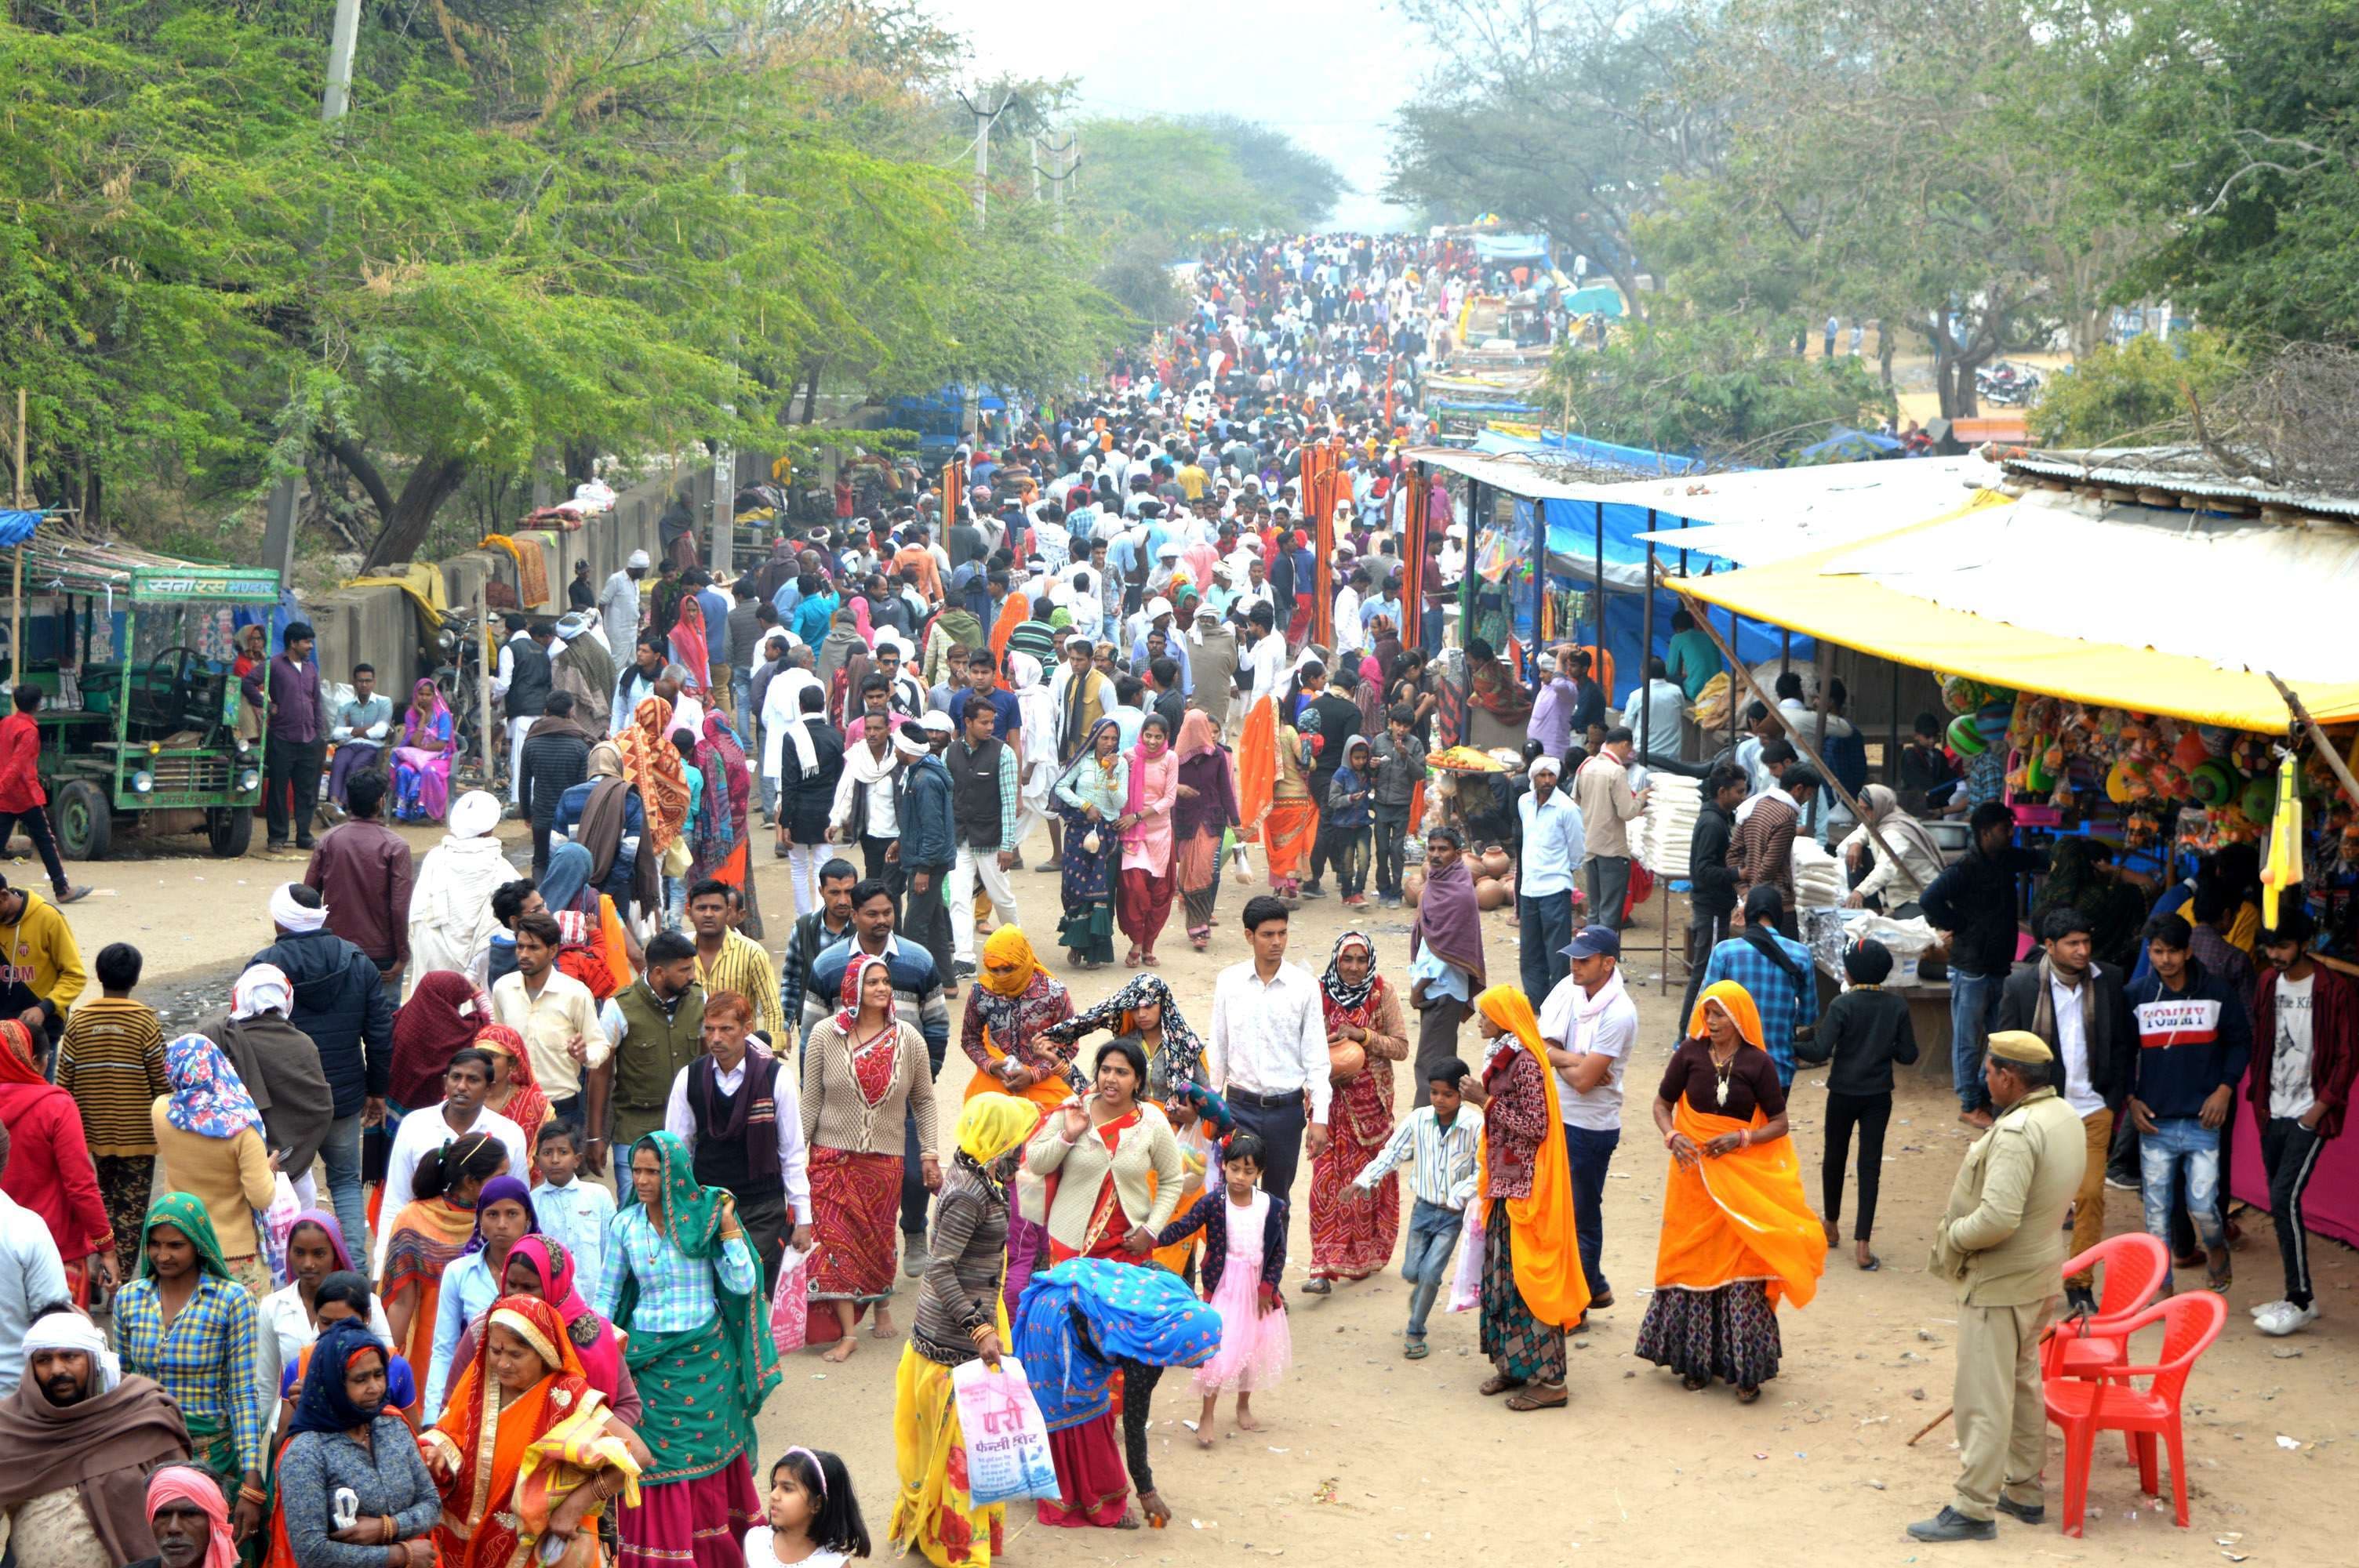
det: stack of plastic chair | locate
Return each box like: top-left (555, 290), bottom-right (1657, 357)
top-left (2041, 1232), bottom-right (2171, 1384)
top-left (2044, 1292), bottom-right (2226, 1536)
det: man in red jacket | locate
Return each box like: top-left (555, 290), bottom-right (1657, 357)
top-left (2251, 912), bottom-right (2357, 1338)
top-left (0, 686), bottom-right (86, 906)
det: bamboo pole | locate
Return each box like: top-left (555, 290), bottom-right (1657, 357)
top-left (2266, 671), bottom-right (2359, 815)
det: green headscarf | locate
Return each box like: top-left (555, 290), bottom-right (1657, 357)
top-left (623, 1131), bottom-right (729, 1260)
top-left (619, 1132), bottom-right (781, 1430)
top-left (137, 1192), bottom-right (232, 1282)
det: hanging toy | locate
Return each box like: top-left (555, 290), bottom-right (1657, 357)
top-left (2263, 753), bottom-right (2306, 927)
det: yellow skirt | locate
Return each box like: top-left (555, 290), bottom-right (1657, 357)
top-left (891, 1344), bottom-right (1006, 1568)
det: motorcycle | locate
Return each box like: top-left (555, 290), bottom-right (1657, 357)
top-left (431, 607), bottom-right (491, 789)
top-left (1975, 361), bottom-right (2044, 406)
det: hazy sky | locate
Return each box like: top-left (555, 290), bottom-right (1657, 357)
top-left (926, 0), bottom-right (1425, 230)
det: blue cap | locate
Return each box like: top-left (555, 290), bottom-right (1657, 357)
top-left (1562, 925), bottom-right (1621, 960)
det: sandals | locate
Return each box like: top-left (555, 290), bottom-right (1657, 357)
top-left (1403, 1339), bottom-right (1430, 1360)
top-left (1505, 1385), bottom-right (1568, 1412)
top-left (1125, 945), bottom-right (1143, 965)
top-left (1478, 1374), bottom-right (1525, 1397)
top-left (1681, 1374), bottom-right (1710, 1392)
top-left (1857, 1253), bottom-right (1882, 1272)
top-left (1736, 1385), bottom-right (1762, 1404)
top-left (1301, 1278), bottom-right (1332, 1296)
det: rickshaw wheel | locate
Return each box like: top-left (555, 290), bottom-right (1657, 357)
top-left (53, 780), bottom-right (111, 861)
top-left (207, 805), bottom-right (253, 858)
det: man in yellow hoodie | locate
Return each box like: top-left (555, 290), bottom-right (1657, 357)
top-left (0, 871), bottom-right (85, 1056)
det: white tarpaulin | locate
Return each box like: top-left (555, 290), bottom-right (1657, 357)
top-left (1627, 456), bottom-right (1999, 564)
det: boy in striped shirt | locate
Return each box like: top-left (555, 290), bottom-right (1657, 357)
top-left (53, 942), bottom-right (167, 1281)
top-left (1352, 1056), bottom-right (1482, 1359)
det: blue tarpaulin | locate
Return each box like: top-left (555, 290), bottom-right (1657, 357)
top-left (1797, 426), bottom-right (1903, 463)
top-left (0, 511), bottom-right (39, 548)
top-left (1473, 232), bottom-right (1551, 264)
top-left (1471, 426), bottom-right (1714, 477)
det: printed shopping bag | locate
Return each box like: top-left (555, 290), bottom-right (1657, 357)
top-left (769, 1243), bottom-right (816, 1356)
top-left (259, 1173), bottom-right (302, 1286)
top-left (951, 1357), bottom-right (1062, 1508)
top-left (1447, 1200), bottom-right (1486, 1313)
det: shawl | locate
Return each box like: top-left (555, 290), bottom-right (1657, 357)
top-left (462, 1174), bottom-right (540, 1258)
top-left (554, 629), bottom-right (616, 728)
top-left (1471, 985), bottom-right (1588, 1329)
top-left (388, 972), bottom-right (493, 1112)
top-left (1008, 653), bottom-right (1058, 793)
top-left (1040, 973), bottom-right (1207, 1094)
top-left (285, 1316), bottom-right (387, 1437)
top-left (0, 1020), bottom-right (42, 1087)
top-left (162, 1033), bottom-right (264, 1141)
top-left (613, 1133), bottom-right (781, 1426)
top-left (1012, 1259), bottom-right (1222, 1434)
top-left (700, 711), bottom-right (752, 833)
top-left (285, 1208), bottom-right (358, 1271)
top-left (474, 1023), bottom-right (552, 1142)
top-left (405, 681), bottom-right (452, 750)
top-left (1123, 731), bottom-right (1176, 852)
top-left (987, 593), bottom-right (1027, 684)
top-left (508, 1235), bottom-right (623, 1402)
top-left (138, 1192), bottom-right (234, 1283)
top-left (1320, 929), bottom-right (1381, 1014)
top-left (667, 596), bottom-right (711, 693)
top-left (409, 833), bottom-right (512, 976)
top-left (620, 697), bottom-right (690, 855)
top-left (0, 1365), bottom-right (190, 1565)
top-left (1410, 855), bottom-right (1487, 985)
top-left (197, 1004), bottom-right (333, 1178)
top-left (383, 1195), bottom-right (480, 1307)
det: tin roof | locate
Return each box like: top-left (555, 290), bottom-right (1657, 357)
top-left (2000, 446), bottom-right (2359, 521)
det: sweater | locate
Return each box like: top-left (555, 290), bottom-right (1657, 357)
top-left (1799, 986), bottom-right (1919, 1096)
top-left (150, 1110), bottom-right (274, 1258)
top-left (0, 891), bottom-right (86, 1029)
top-left (2125, 960), bottom-right (2254, 1122)
top-left (54, 996), bottom-right (168, 1156)
top-left (798, 1017), bottom-right (938, 1160)
top-left (274, 1417), bottom-right (442, 1568)
top-left (1154, 1187), bottom-right (1289, 1305)
top-left (1023, 1102), bottom-right (1185, 1258)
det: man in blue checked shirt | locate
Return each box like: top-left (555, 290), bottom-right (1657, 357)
top-left (1697, 885), bottom-right (1822, 1086)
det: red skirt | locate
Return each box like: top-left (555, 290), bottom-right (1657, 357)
top-left (1037, 1413), bottom-right (1131, 1528)
top-left (1116, 867), bottom-right (1175, 945)
top-left (809, 1146), bottom-right (903, 1305)
top-left (1310, 1076), bottom-right (1401, 1281)
top-left (615, 1455), bottom-right (761, 1568)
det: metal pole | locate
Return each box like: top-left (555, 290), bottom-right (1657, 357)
top-left (1592, 500), bottom-right (1605, 677)
top-left (323, 0), bottom-right (362, 122)
top-left (9, 387), bottom-right (24, 682)
top-left (476, 575), bottom-right (494, 782)
top-left (1641, 542), bottom-right (1656, 760)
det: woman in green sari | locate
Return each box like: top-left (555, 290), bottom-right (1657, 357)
top-left (112, 1192), bottom-right (268, 1543)
top-left (591, 1130), bottom-right (781, 1566)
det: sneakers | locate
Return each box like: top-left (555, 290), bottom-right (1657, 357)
top-left (2256, 1301), bottom-right (2321, 1337)
top-left (2248, 1298), bottom-right (2292, 1319)
top-left (1341, 893), bottom-right (1369, 907)
top-left (902, 1236), bottom-right (929, 1276)
top-left (1299, 881), bottom-right (1329, 899)
top-left (2104, 1173), bottom-right (2139, 1192)
top-left (953, 960), bottom-right (978, 981)
top-left (1906, 1507), bottom-right (1997, 1543)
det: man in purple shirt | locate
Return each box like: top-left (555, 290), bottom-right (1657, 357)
top-left (1528, 649), bottom-right (1577, 757)
top-left (243, 620), bottom-right (329, 852)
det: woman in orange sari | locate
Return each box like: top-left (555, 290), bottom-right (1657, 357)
top-left (1456, 984), bottom-right (1587, 1412)
top-left (1634, 980), bottom-right (1827, 1403)
top-left (620, 695), bottom-right (691, 863)
top-left (419, 1294), bottom-right (648, 1567)
top-left (1238, 695), bottom-right (1318, 903)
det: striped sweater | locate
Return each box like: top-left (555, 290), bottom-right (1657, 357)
top-left (55, 996), bottom-right (169, 1156)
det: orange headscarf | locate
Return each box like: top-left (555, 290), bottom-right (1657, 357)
top-left (1472, 985), bottom-right (1590, 1330)
top-left (620, 695), bottom-right (690, 855)
top-left (1657, 979), bottom-right (1828, 1307)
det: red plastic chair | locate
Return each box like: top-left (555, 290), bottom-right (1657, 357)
top-left (2042, 1232), bottom-right (2172, 1382)
top-left (2045, 1291), bottom-right (2226, 1536)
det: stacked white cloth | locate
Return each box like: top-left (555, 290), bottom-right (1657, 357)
top-left (1634, 776), bottom-right (1703, 877)
top-left (1791, 833), bottom-right (1847, 912)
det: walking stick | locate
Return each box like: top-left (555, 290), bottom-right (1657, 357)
top-left (1906, 1406), bottom-right (1954, 1446)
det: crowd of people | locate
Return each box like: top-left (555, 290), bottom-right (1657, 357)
top-left (0, 227), bottom-right (2339, 1567)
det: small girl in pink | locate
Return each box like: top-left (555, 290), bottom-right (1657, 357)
top-left (1153, 1130), bottom-right (1292, 1445)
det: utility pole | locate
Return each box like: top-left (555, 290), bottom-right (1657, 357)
top-left (264, 0), bottom-right (365, 579)
top-left (955, 90), bottom-right (1013, 443)
top-left (1041, 131), bottom-right (1077, 236)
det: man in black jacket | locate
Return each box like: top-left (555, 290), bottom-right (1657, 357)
top-left (1677, 765), bottom-right (1749, 1040)
top-left (1921, 802), bottom-right (2046, 1128)
top-left (518, 691), bottom-right (594, 877)
top-left (252, 882), bottom-right (396, 1259)
top-left (1996, 907), bottom-right (2136, 1310)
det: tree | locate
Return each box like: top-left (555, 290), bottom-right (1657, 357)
top-left (1387, 0), bottom-right (1725, 320)
top-left (2027, 330), bottom-right (2245, 448)
top-left (1544, 310), bottom-right (1893, 463)
top-left (1187, 116), bottom-right (1347, 229)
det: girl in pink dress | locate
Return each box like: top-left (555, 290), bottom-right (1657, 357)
top-left (1153, 1131), bottom-right (1292, 1446)
top-left (1116, 711), bottom-right (1179, 966)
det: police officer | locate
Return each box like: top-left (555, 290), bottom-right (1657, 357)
top-left (1911, 1030), bottom-right (2087, 1541)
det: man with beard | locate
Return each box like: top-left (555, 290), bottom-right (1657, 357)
top-left (0, 1309), bottom-right (191, 1566)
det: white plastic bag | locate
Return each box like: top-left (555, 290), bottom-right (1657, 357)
top-left (769, 1244), bottom-right (816, 1356)
top-left (951, 1357), bottom-right (1062, 1508)
top-left (1447, 1200), bottom-right (1486, 1313)
top-left (259, 1174), bottom-right (302, 1286)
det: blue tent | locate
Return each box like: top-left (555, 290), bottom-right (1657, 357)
top-left (1796, 426), bottom-right (1903, 463)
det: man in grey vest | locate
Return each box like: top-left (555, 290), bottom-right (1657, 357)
top-left (943, 696), bottom-right (1020, 985)
top-left (583, 929), bottom-right (704, 1174)
top-left (496, 619), bottom-right (557, 806)
top-left (1912, 1030), bottom-right (2088, 1542)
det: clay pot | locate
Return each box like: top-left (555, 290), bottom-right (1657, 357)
top-left (1475, 876), bottom-right (1509, 911)
top-left (1329, 1042), bottom-right (1366, 1083)
top-left (1479, 846), bottom-right (1513, 879)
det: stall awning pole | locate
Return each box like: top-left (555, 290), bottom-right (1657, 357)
top-left (9, 389), bottom-right (24, 682)
top-left (1593, 499), bottom-right (1605, 669)
top-left (1641, 542), bottom-right (1657, 760)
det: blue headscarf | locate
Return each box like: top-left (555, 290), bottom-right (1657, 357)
top-left (462, 1175), bottom-right (540, 1256)
top-left (285, 1317), bottom-right (389, 1437)
top-left (1012, 1260), bottom-right (1223, 1433)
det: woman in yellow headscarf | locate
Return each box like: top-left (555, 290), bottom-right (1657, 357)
top-left (891, 1095), bottom-right (1041, 1568)
top-left (1458, 984), bottom-right (1587, 1412)
top-left (1634, 980), bottom-right (1827, 1403)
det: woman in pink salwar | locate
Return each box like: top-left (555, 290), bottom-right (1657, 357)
top-left (391, 678), bottom-right (454, 822)
top-left (1116, 713), bottom-right (1179, 967)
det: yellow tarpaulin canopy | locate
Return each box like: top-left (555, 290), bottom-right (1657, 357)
top-left (1669, 496), bottom-right (2359, 733)
top-left (344, 561), bottom-right (448, 630)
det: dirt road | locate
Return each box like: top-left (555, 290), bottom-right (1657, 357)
top-left (42, 815), bottom-right (2352, 1559)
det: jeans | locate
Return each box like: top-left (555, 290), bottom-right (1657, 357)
top-left (1518, 890), bottom-right (1574, 1001)
top-left (1561, 1123), bottom-right (1619, 1299)
top-left (2261, 1116), bottom-right (2328, 1308)
top-left (1583, 854), bottom-right (1631, 931)
top-left (0, 808), bottom-right (68, 895)
top-left (2139, 1116), bottom-right (2225, 1258)
top-left (1822, 1091), bottom-right (1892, 1240)
top-left (903, 1105), bottom-right (932, 1240)
top-left (1373, 804), bottom-right (1411, 898)
top-left (1401, 1197), bottom-right (1462, 1338)
top-left (321, 1112), bottom-right (369, 1265)
top-left (900, 862), bottom-right (955, 988)
top-left (731, 671), bottom-right (754, 747)
top-left (1948, 967), bottom-right (2005, 1114)
top-left (1678, 915), bottom-right (1727, 1042)
top-left (1330, 825), bottom-right (1371, 897)
top-left (1420, 604), bottom-right (1444, 659)
top-left (265, 738), bottom-right (325, 847)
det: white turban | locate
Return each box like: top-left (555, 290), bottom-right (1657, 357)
top-left (231, 963), bottom-right (294, 1021)
top-left (448, 790), bottom-right (502, 839)
top-left (1530, 755), bottom-right (1563, 779)
top-left (892, 728), bottom-right (930, 757)
top-left (268, 884), bottom-right (327, 933)
top-left (24, 1311), bottom-right (119, 1393)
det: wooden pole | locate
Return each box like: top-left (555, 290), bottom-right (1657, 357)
top-left (476, 575), bottom-right (494, 783)
top-left (10, 388), bottom-right (24, 682)
top-left (1674, 589), bottom-right (1913, 883)
top-left (2267, 672), bottom-right (2359, 813)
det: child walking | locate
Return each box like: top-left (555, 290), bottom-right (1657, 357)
top-left (1353, 1057), bottom-right (1483, 1358)
top-left (750, 1446), bottom-right (871, 1566)
top-left (1154, 1131), bottom-right (1292, 1444)
top-left (1798, 938), bottom-right (1918, 1270)
top-left (53, 941), bottom-right (168, 1284)
top-left (1326, 737), bottom-right (1377, 906)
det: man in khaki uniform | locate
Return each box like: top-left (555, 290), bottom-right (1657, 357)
top-left (1910, 1030), bottom-right (2088, 1542)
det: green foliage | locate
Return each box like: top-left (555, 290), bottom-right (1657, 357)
top-left (2027, 331), bottom-right (2246, 448)
top-left (1187, 115), bottom-right (1347, 229)
top-left (1547, 311), bottom-right (1894, 463)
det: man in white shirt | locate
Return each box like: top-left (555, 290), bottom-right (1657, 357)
top-left (1616, 655), bottom-right (1688, 760)
top-left (376, 1047), bottom-right (530, 1272)
top-left (489, 913), bottom-right (608, 1122)
top-left (1539, 926), bottom-right (1639, 1317)
top-left (1240, 603), bottom-right (1287, 718)
top-left (0, 1177), bottom-right (65, 1399)
top-left (1206, 895), bottom-right (1332, 1203)
top-left (598, 550), bottom-right (648, 660)
top-left (663, 990), bottom-right (812, 1290)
